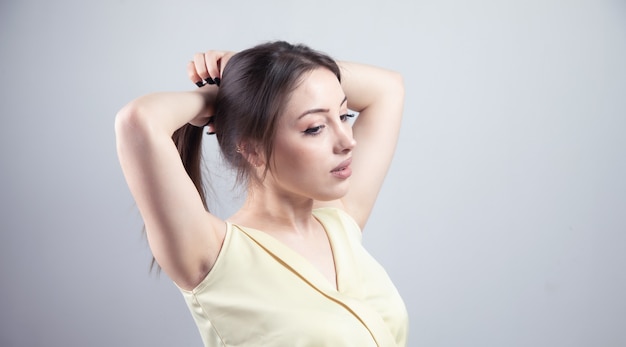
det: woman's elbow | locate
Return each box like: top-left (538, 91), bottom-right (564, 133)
top-left (389, 71), bottom-right (405, 99)
top-left (114, 100), bottom-right (150, 140)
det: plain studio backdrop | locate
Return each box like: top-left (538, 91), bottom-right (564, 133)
top-left (1, 0), bottom-right (625, 346)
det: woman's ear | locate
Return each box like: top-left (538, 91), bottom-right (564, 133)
top-left (236, 142), bottom-right (265, 168)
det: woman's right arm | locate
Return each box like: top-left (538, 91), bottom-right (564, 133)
top-left (115, 85), bottom-right (223, 290)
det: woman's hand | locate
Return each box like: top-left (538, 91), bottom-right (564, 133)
top-left (186, 50), bottom-right (235, 129)
top-left (187, 50), bottom-right (235, 86)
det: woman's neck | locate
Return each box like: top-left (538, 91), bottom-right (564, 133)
top-left (228, 184), bottom-right (319, 236)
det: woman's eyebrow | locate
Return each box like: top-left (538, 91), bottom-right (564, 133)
top-left (298, 96), bottom-right (348, 119)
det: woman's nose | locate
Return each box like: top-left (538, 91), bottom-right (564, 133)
top-left (335, 126), bottom-right (356, 153)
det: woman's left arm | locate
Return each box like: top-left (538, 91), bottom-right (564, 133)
top-left (337, 61), bottom-right (405, 229)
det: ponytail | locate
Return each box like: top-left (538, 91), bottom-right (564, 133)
top-left (172, 124), bottom-right (208, 210)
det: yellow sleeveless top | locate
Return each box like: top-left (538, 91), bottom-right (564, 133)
top-left (178, 207), bottom-right (408, 346)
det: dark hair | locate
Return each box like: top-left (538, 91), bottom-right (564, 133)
top-left (173, 41), bottom-right (341, 209)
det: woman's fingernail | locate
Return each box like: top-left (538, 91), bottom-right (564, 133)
top-left (195, 81), bottom-right (205, 88)
top-left (204, 77), bottom-right (215, 85)
top-left (214, 77), bottom-right (221, 86)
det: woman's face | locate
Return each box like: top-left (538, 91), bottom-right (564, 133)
top-left (264, 68), bottom-right (356, 202)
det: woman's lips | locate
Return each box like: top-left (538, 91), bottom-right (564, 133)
top-left (331, 158), bottom-right (352, 179)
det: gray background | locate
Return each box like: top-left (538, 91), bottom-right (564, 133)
top-left (1, 0), bottom-right (625, 346)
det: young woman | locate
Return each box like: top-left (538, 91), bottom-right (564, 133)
top-left (115, 41), bottom-right (408, 346)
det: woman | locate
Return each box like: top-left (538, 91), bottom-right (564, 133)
top-left (115, 41), bottom-right (408, 346)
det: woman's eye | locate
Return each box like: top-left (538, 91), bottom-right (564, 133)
top-left (304, 125), bottom-right (325, 135)
top-left (340, 113), bottom-right (356, 122)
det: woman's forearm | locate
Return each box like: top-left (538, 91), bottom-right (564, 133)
top-left (115, 86), bottom-right (216, 138)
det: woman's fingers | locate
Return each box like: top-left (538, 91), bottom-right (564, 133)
top-left (188, 50), bottom-right (235, 88)
top-left (187, 61), bottom-right (203, 87)
top-left (203, 51), bottom-right (224, 81)
top-left (193, 52), bottom-right (210, 81)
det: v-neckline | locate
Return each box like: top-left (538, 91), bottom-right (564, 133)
top-left (227, 208), bottom-right (399, 346)
top-left (228, 211), bottom-right (341, 292)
